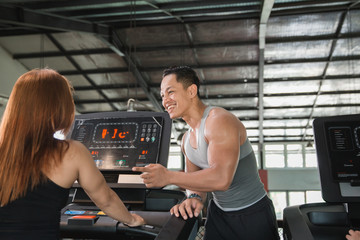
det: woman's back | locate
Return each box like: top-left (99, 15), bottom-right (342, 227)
top-left (0, 69), bottom-right (145, 239)
top-left (0, 178), bottom-right (69, 240)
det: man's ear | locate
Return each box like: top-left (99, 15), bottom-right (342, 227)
top-left (188, 84), bottom-right (198, 98)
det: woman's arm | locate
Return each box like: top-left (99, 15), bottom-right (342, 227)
top-left (71, 141), bottom-right (145, 226)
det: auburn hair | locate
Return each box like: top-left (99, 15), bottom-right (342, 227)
top-left (0, 68), bottom-right (75, 206)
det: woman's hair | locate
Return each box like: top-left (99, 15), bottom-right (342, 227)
top-left (162, 66), bottom-right (201, 97)
top-left (0, 68), bottom-right (75, 206)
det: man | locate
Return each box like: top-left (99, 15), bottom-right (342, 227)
top-left (133, 66), bottom-right (279, 240)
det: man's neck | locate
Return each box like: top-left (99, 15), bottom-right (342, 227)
top-left (182, 100), bottom-right (207, 131)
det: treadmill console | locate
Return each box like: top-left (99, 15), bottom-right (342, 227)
top-left (325, 123), bottom-right (360, 182)
top-left (313, 114), bottom-right (360, 203)
top-left (67, 111), bottom-right (172, 184)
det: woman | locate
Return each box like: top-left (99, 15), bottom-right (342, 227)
top-left (0, 68), bottom-right (145, 239)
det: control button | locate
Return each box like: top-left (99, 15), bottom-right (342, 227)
top-left (97, 211), bottom-right (106, 215)
top-left (144, 224), bottom-right (155, 229)
top-left (64, 210), bottom-right (86, 215)
top-left (116, 160), bottom-right (126, 166)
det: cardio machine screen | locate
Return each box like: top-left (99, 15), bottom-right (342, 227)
top-left (69, 113), bottom-right (167, 172)
top-left (93, 123), bottom-right (137, 143)
top-left (325, 121), bottom-right (360, 181)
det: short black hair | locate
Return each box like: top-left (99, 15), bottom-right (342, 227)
top-left (162, 66), bottom-right (200, 97)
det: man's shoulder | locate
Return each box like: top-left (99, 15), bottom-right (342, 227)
top-left (206, 107), bottom-right (246, 135)
top-left (208, 107), bottom-right (239, 122)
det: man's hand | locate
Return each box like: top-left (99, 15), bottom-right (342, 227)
top-left (346, 229), bottom-right (360, 240)
top-left (132, 164), bottom-right (169, 188)
top-left (170, 198), bottom-right (203, 220)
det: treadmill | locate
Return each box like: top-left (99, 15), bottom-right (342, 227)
top-left (60, 111), bottom-right (198, 240)
top-left (283, 114), bottom-right (360, 240)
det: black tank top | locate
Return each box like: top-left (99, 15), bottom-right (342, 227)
top-left (0, 179), bottom-right (70, 240)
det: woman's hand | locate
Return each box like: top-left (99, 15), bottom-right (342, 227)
top-left (126, 213), bottom-right (146, 227)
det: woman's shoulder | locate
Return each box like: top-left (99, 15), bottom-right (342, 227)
top-left (63, 140), bottom-right (92, 160)
top-left (66, 139), bottom-right (87, 150)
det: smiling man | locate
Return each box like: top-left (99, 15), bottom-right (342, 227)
top-left (133, 66), bottom-right (279, 240)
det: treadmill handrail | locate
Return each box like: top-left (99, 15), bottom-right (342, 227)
top-left (284, 205), bottom-right (314, 240)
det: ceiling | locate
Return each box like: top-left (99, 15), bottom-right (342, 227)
top-left (0, 0), bottom-right (360, 144)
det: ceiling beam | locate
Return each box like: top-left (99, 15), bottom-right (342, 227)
top-left (13, 48), bottom-right (114, 59)
top-left (72, 75), bottom-right (360, 91)
top-left (10, 32), bottom-right (360, 57)
top-left (46, 33), bottom-right (118, 111)
top-left (58, 67), bottom-right (129, 75)
top-left (115, 33), bottom-right (360, 52)
top-left (0, 5), bottom-right (110, 38)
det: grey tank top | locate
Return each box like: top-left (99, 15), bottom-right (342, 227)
top-left (184, 106), bottom-right (266, 211)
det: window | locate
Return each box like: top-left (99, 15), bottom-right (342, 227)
top-left (287, 144), bottom-right (303, 167)
top-left (305, 150), bottom-right (318, 168)
top-left (289, 191), bottom-right (305, 206)
top-left (168, 155), bottom-right (182, 169)
top-left (167, 145), bottom-right (183, 170)
top-left (306, 191), bottom-right (323, 203)
top-left (269, 190), bottom-right (323, 219)
top-left (263, 142), bottom-right (316, 169)
top-left (265, 144), bottom-right (285, 168)
top-left (269, 192), bottom-right (287, 219)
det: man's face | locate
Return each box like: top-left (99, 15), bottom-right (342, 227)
top-left (160, 74), bottom-right (190, 119)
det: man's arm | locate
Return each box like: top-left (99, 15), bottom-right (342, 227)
top-left (169, 134), bottom-right (205, 220)
top-left (181, 132), bottom-right (206, 201)
top-left (133, 108), bottom-right (245, 192)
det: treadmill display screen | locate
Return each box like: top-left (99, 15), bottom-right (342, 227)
top-left (93, 123), bottom-right (137, 143)
top-left (70, 116), bottom-right (164, 171)
top-left (325, 122), bottom-right (360, 181)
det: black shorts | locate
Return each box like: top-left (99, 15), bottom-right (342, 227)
top-left (203, 196), bottom-right (280, 240)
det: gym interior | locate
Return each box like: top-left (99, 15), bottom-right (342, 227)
top-left (1, 1), bottom-right (360, 239)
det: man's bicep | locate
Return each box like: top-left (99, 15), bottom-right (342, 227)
top-left (206, 131), bottom-right (240, 184)
top-left (206, 113), bottom-right (241, 170)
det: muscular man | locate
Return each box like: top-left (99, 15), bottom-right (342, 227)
top-left (133, 66), bottom-right (279, 240)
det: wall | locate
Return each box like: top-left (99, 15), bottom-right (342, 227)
top-left (0, 45), bottom-right (28, 116)
top-left (268, 168), bottom-right (321, 191)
